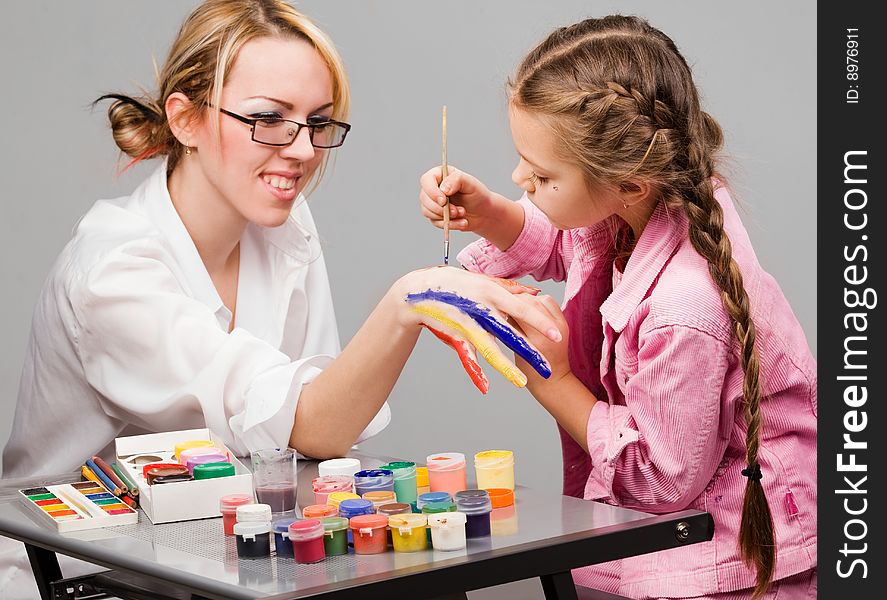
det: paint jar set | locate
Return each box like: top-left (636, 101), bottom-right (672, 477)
top-left (114, 428), bottom-right (253, 524)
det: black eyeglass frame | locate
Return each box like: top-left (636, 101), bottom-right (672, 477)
top-left (218, 107), bottom-right (351, 149)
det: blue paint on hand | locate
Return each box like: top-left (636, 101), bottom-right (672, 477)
top-left (406, 290), bottom-right (551, 378)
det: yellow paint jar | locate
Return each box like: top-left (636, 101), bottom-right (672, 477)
top-left (326, 491), bottom-right (360, 510)
top-left (389, 513), bottom-right (428, 552)
top-left (174, 440), bottom-right (214, 461)
top-left (474, 450), bottom-right (514, 490)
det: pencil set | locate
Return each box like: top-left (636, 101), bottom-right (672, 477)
top-left (81, 455), bottom-right (139, 509)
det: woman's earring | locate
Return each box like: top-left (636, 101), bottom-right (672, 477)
top-left (185, 146), bottom-right (192, 155)
top-left (622, 201), bottom-right (629, 209)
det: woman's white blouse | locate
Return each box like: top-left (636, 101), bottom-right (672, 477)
top-left (2, 163), bottom-right (390, 477)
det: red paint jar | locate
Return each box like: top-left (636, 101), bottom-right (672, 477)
top-left (349, 514), bottom-right (389, 554)
top-left (220, 494), bottom-right (253, 536)
top-left (288, 519), bottom-right (325, 563)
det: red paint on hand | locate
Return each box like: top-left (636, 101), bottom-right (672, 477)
top-left (423, 324), bottom-right (490, 394)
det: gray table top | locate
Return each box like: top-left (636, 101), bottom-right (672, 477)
top-left (0, 452), bottom-right (712, 599)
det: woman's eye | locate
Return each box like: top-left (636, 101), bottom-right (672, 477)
top-left (307, 115), bottom-right (332, 127)
top-left (251, 112), bottom-right (284, 126)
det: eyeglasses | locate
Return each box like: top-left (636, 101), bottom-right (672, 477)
top-left (218, 107), bottom-right (351, 149)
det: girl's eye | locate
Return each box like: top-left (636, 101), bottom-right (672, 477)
top-left (530, 172), bottom-right (549, 186)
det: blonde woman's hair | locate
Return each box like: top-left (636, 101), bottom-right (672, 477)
top-left (95, 0), bottom-right (350, 192)
top-left (511, 16), bottom-right (775, 599)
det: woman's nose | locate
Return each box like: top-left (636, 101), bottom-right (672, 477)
top-left (280, 126), bottom-right (316, 162)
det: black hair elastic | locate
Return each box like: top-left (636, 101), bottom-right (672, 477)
top-left (741, 463), bottom-right (763, 482)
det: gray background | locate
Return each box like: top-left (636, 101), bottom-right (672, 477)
top-left (0, 1), bottom-right (814, 596)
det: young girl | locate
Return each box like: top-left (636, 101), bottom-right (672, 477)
top-left (0, 1), bottom-right (557, 596)
top-left (419, 15), bottom-right (816, 600)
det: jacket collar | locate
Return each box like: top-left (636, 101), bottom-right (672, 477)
top-left (599, 201), bottom-right (687, 332)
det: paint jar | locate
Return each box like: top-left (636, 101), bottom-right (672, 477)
top-left (456, 495), bottom-right (492, 538)
top-left (302, 504), bottom-right (338, 519)
top-left (288, 519), bottom-right (325, 563)
top-left (388, 513), bottom-right (428, 552)
top-left (421, 499), bottom-right (457, 543)
top-left (317, 457), bottom-right (362, 479)
top-left (425, 453), bottom-right (467, 495)
top-left (427, 512), bottom-right (468, 551)
top-left (152, 473), bottom-right (193, 484)
top-left (193, 462), bottom-right (235, 480)
top-left (339, 498), bottom-right (375, 545)
top-left (326, 491), bottom-right (360, 511)
top-left (271, 517), bottom-right (299, 557)
top-left (313, 476), bottom-right (354, 505)
top-left (321, 516), bottom-right (349, 556)
top-left (486, 488), bottom-right (515, 509)
top-left (250, 448), bottom-right (297, 515)
top-left (362, 490), bottom-right (396, 511)
top-left (233, 521), bottom-right (271, 559)
top-left (185, 452), bottom-right (230, 473)
top-left (377, 502), bottom-right (413, 545)
top-left (474, 450), bottom-right (515, 490)
top-left (179, 446), bottom-right (226, 465)
top-left (353, 469), bottom-right (394, 496)
top-left (146, 465), bottom-right (189, 485)
top-left (455, 489), bottom-right (490, 503)
top-left (174, 439), bottom-right (214, 461)
top-left (378, 461), bottom-right (418, 507)
top-left (350, 514), bottom-right (389, 555)
top-left (417, 491), bottom-right (452, 511)
top-left (220, 494), bottom-right (253, 536)
top-left (236, 503), bottom-right (272, 524)
top-left (490, 504), bottom-right (518, 536)
top-left (416, 466), bottom-right (430, 496)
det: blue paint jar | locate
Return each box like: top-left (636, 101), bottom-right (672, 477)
top-left (272, 517), bottom-right (299, 557)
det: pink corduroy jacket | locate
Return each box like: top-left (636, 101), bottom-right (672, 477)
top-left (458, 186), bottom-right (816, 598)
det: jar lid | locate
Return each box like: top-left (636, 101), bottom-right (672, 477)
top-left (427, 511), bottom-right (468, 528)
top-left (317, 457), bottom-right (362, 478)
top-left (179, 446), bottom-right (224, 463)
top-left (288, 518), bottom-right (323, 540)
top-left (312, 475), bottom-right (354, 493)
top-left (193, 462), bottom-right (235, 480)
top-left (376, 502), bottom-right (412, 516)
top-left (143, 463), bottom-right (187, 479)
top-left (302, 504), bottom-right (338, 519)
top-left (349, 513), bottom-right (389, 530)
top-left (237, 503), bottom-right (272, 522)
top-left (486, 488), bottom-right (515, 508)
top-left (421, 500), bottom-right (456, 514)
top-left (362, 491), bottom-right (396, 504)
top-left (353, 469), bottom-right (394, 482)
top-left (220, 493), bottom-right (253, 511)
top-left (152, 473), bottom-right (193, 485)
top-left (174, 440), bottom-right (214, 461)
top-left (455, 489), bottom-right (489, 501)
top-left (425, 453), bottom-right (466, 472)
top-left (417, 491), bottom-right (451, 508)
top-left (326, 491), bottom-right (360, 507)
top-left (233, 521), bottom-right (271, 536)
top-left (388, 513), bottom-right (427, 533)
top-left (185, 452), bottom-right (228, 467)
top-left (378, 461), bottom-right (417, 479)
top-left (415, 466), bottom-right (429, 487)
top-left (272, 517), bottom-right (300, 534)
top-left (321, 516), bottom-right (349, 532)
top-left (338, 498), bottom-right (374, 517)
top-left (456, 496), bottom-right (492, 515)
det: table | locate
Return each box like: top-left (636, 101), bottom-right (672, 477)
top-left (0, 452), bottom-right (713, 600)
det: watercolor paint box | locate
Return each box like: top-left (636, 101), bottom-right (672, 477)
top-left (115, 428), bottom-right (253, 524)
top-left (19, 481), bottom-right (139, 532)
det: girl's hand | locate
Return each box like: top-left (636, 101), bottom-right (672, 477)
top-left (418, 166), bottom-right (498, 233)
top-left (511, 294), bottom-right (572, 388)
top-left (393, 267), bottom-right (558, 390)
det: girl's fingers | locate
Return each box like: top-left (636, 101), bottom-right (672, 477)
top-left (486, 276), bottom-right (541, 296)
top-left (495, 290), bottom-right (561, 343)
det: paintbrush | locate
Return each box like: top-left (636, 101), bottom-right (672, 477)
top-left (441, 105), bottom-right (450, 265)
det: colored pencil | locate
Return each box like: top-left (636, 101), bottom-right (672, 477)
top-left (120, 494), bottom-right (137, 509)
top-left (85, 459), bottom-right (122, 496)
top-left (441, 105), bottom-right (450, 265)
top-left (81, 465), bottom-right (103, 487)
top-left (111, 462), bottom-right (139, 497)
top-left (91, 456), bottom-right (127, 494)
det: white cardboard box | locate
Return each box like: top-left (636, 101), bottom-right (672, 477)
top-left (115, 428), bottom-right (254, 524)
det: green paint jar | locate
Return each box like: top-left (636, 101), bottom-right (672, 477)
top-left (321, 516), bottom-right (349, 556)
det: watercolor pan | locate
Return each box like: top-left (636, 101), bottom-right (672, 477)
top-left (19, 480), bottom-right (138, 532)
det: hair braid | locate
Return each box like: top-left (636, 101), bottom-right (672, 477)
top-left (683, 133), bottom-right (775, 599)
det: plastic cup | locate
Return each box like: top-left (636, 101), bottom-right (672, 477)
top-left (288, 519), bottom-right (325, 563)
top-left (317, 458), bottom-right (362, 478)
top-left (312, 475), bottom-right (354, 505)
top-left (474, 450), bottom-right (514, 490)
top-left (250, 448), bottom-right (297, 515)
top-left (425, 453), bottom-right (466, 495)
top-left (389, 513), bottom-right (428, 552)
top-left (350, 514), bottom-right (389, 554)
top-left (428, 512), bottom-right (468, 551)
top-left (220, 494), bottom-right (253, 536)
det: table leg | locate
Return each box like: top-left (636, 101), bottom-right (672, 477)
top-left (540, 571), bottom-right (579, 600)
top-left (24, 543), bottom-right (61, 600)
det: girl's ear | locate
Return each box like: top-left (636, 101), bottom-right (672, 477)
top-left (165, 91), bottom-right (201, 147)
top-left (619, 180), bottom-right (652, 207)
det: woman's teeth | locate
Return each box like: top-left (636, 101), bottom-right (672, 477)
top-left (263, 175), bottom-right (296, 190)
